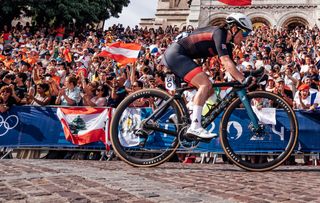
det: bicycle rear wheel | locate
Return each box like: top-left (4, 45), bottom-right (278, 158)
top-left (219, 91), bottom-right (298, 172)
top-left (110, 89), bottom-right (184, 167)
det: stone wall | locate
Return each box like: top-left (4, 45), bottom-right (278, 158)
top-left (140, 0), bottom-right (320, 29)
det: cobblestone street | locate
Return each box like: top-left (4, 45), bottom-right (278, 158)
top-left (0, 160), bottom-right (319, 203)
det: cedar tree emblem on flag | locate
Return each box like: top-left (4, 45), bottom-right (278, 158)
top-left (57, 107), bottom-right (111, 146)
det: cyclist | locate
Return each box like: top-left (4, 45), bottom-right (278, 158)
top-left (161, 13), bottom-right (253, 139)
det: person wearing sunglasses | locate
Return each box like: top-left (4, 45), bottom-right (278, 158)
top-left (161, 13), bottom-right (252, 139)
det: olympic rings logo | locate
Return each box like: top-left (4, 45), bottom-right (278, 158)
top-left (0, 115), bottom-right (19, 137)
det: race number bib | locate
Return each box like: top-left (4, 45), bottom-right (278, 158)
top-left (165, 74), bottom-right (176, 91)
top-left (174, 32), bottom-right (190, 42)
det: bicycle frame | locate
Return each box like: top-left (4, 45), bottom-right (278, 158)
top-left (143, 81), bottom-right (260, 137)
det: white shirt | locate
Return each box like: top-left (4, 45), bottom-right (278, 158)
top-left (294, 91), bottom-right (320, 109)
top-left (242, 61), bottom-right (255, 70)
top-left (255, 60), bottom-right (264, 69)
top-left (300, 64), bottom-right (311, 73)
top-left (284, 72), bottom-right (300, 87)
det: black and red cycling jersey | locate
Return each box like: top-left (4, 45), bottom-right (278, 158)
top-left (162, 26), bottom-right (232, 80)
top-left (176, 26), bottom-right (232, 59)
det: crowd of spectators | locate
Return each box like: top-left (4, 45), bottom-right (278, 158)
top-left (1, 23), bottom-right (320, 112)
top-left (1, 22), bottom-right (320, 162)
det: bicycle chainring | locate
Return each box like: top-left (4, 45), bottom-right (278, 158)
top-left (178, 126), bottom-right (200, 150)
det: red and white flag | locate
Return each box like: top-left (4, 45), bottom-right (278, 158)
top-left (218, 0), bottom-right (251, 6)
top-left (99, 42), bottom-right (141, 65)
top-left (57, 107), bottom-right (112, 146)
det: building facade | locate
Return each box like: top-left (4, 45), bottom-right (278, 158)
top-left (140, 0), bottom-right (320, 29)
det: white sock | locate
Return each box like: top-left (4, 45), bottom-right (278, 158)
top-left (190, 105), bottom-right (202, 129)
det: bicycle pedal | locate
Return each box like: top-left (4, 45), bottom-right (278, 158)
top-left (185, 133), bottom-right (212, 143)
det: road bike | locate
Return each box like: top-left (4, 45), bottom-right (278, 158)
top-left (110, 68), bottom-right (299, 171)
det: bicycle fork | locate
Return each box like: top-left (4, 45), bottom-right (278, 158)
top-left (236, 89), bottom-right (260, 130)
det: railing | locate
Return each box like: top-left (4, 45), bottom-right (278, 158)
top-left (0, 106), bottom-right (319, 153)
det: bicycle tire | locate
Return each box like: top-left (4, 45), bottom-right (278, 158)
top-left (110, 88), bottom-right (184, 167)
top-left (219, 91), bottom-right (299, 172)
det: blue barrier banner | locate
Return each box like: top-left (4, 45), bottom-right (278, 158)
top-left (0, 106), bottom-right (319, 153)
top-left (0, 106), bottom-right (105, 149)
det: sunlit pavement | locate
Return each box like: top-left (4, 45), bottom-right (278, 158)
top-left (0, 160), bottom-right (319, 203)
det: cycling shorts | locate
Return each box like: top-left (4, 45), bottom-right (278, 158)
top-left (162, 42), bottom-right (199, 81)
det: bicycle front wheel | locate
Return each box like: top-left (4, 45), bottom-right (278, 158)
top-left (110, 89), bottom-right (184, 167)
top-left (220, 91), bottom-right (299, 172)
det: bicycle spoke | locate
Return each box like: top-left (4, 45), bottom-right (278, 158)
top-left (110, 89), bottom-right (184, 166)
top-left (220, 91), bottom-right (298, 171)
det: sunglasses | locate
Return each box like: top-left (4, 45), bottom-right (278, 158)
top-left (237, 27), bottom-right (250, 38)
top-left (241, 29), bottom-right (249, 38)
top-left (96, 88), bottom-right (103, 91)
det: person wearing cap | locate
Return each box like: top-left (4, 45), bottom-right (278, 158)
top-left (26, 48), bottom-right (39, 65)
top-left (293, 84), bottom-right (320, 110)
top-left (265, 77), bottom-right (275, 92)
top-left (75, 57), bottom-right (88, 78)
top-left (273, 77), bottom-right (293, 106)
top-left (63, 43), bottom-right (72, 64)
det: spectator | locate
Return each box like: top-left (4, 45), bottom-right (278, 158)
top-left (106, 77), bottom-right (127, 108)
top-left (273, 77), bottom-right (293, 106)
top-left (14, 72), bottom-right (28, 102)
top-left (265, 78), bottom-right (275, 92)
top-left (83, 84), bottom-right (108, 107)
top-left (0, 86), bottom-right (18, 112)
top-left (28, 83), bottom-right (51, 106)
top-left (55, 76), bottom-right (81, 106)
top-left (293, 84), bottom-right (320, 110)
top-left (0, 73), bottom-right (15, 89)
top-left (242, 54), bottom-right (254, 70)
top-left (300, 54), bottom-right (313, 75)
top-left (284, 65), bottom-right (300, 96)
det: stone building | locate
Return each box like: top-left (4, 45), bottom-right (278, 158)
top-left (140, 0), bottom-right (320, 29)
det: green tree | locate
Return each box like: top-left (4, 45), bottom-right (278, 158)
top-left (28, 0), bottom-right (130, 27)
top-left (0, 0), bottom-right (30, 28)
top-left (1, 0), bottom-right (130, 29)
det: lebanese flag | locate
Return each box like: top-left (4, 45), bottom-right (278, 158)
top-left (99, 42), bottom-right (141, 65)
top-left (57, 107), bottom-right (111, 145)
top-left (218, 0), bottom-right (251, 6)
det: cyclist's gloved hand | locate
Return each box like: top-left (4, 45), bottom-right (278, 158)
top-left (241, 76), bottom-right (253, 87)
